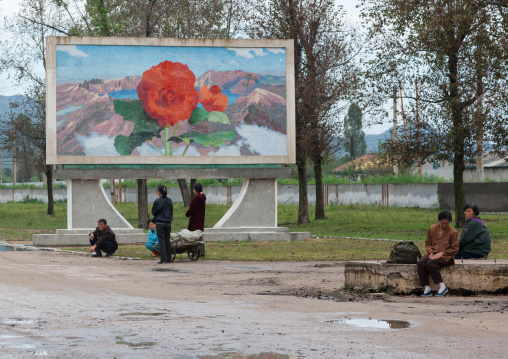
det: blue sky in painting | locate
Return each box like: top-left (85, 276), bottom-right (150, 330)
top-left (56, 45), bottom-right (286, 85)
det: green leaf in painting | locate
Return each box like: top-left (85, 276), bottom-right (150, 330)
top-left (188, 108), bottom-right (230, 125)
top-left (174, 130), bottom-right (236, 148)
top-left (114, 135), bottom-right (131, 155)
top-left (113, 100), bottom-right (163, 155)
top-left (113, 100), bottom-right (161, 133)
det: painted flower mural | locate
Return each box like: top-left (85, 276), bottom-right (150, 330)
top-left (113, 61), bottom-right (236, 156)
top-left (137, 61), bottom-right (199, 127)
top-left (198, 85), bottom-right (228, 112)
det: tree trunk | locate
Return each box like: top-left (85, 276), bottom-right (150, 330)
top-left (449, 51), bottom-right (466, 228)
top-left (190, 178), bottom-right (197, 200)
top-left (137, 179), bottom-right (149, 228)
top-left (46, 165), bottom-right (54, 216)
top-left (314, 159), bottom-right (325, 220)
top-left (297, 159), bottom-right (310, 224)
top-left (453, 150), bottom-right (465, 228)
top-left (178, 179), bottom-right (192, 207)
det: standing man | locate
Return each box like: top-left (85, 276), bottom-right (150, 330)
top-left (89, 219), bottom-right (118, 258)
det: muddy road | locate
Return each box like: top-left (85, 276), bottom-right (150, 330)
top-left (0, 250), bottom-right (506, 358)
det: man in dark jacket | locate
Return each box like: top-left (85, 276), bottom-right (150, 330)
top-left (89, 219), bottom-right (118, 258)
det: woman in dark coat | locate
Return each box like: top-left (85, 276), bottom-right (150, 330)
top-left (454, 203), bottom-right (491, 259)
top-left (186, 183), bottom-right (206, 231)
top-left (152, 184), bottom-right (173, 263)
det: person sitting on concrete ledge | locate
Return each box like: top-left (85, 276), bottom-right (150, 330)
top-left (145, 219), bottom-right (160, 256)
top-left (417, 210), bottom-right (458, 297)
top-left (89, 219), bottom-right (118, 258)
top-left (454, 203), bottom-right (491, 260)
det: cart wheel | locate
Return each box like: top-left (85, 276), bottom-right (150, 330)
top-left (188, 247), bottom-right (200, 261)
top-left (168, 246), bottom-right (176, 262)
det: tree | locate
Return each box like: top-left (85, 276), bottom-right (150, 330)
top-left (342, 103), bottom-right (366, 161)
top-left (0, 0), bottom-right (72, 214)
top-left (359, 0), bottom-right (508, 227)
top-left (248, 0), bottom-right (359, 223)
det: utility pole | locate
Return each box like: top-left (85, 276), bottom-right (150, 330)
top-left (13, 123), bottom-right (17, 185)
top-left (416, 80), bottom-right (422, 180)
top-left (0, 149), bottom-right (2, 185)
top-left (392, 86), bottom-right (398, 175)
top-left (476, 94), bottom-right (484, 182)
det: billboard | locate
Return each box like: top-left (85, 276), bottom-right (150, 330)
top-left (46, 37), bottom-right (295, 165)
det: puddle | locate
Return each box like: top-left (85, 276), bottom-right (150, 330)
top-left (200, 353), bottom-right (294, 359)
top-left (4, 319), bottom-right (43, 326)
top-left (151, 268), bottom-right (190, 273)
top-left (327, 318), bottom-right (411, 329)
top-left (119, 312), bottom-right (165, 317)
top-left (0, 243), bottom-right (36, 252)
top-left (115, 336), bottom-right (156, 349)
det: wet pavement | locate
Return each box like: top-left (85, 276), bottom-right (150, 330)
top-left (0, 250), bottom-right (506, 358)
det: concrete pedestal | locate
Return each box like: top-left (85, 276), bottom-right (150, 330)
top-left (207, 178), bottom-right (310, 242)
top-left (345, 260), bottom-right (508, 294)
top-left (67, 179), bottom-right (133, 229)
top-left (33, 172), bottom-right (310, 246)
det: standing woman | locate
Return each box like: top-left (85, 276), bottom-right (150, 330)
top-left (186, 183), bottom-right (206, 231)
top-left (152, 185), bottom-right (174, 263)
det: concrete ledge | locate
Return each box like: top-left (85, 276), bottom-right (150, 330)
top-left (55, 168), bottom-right (291, 180)
top-left (33, 229), bottom-right (146, 247)
top-left (344, 260), bottom-right (508, 294)
top-left (203, 227), bottom-right (310, 242)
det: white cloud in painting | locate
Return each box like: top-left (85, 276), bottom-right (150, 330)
top-left (209, 142), bottom-right (243, 156)
top-left (227, 48), bottom-right (267, 59)
top-left (173, 145), bottom-right (200, 156)
top-left (235, 125), bottom-right (287, 155)
top-left (76, 132), bottom-right (119, 156)
top-left (267, 48), bottom-right (285, 55)
top-left (136, 143), bottom-right (163, 156)
top-left (222, 59), bottom-right (240, 66)
top-left (58, 45), bottom-right (88, 58)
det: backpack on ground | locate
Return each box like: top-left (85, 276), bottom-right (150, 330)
top-left (387, 241), bottom-right (422, 264)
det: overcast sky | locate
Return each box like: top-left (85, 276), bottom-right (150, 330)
top-left (0, 0), bottom-right (390, 134)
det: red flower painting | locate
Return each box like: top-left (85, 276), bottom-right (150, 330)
top-left (199, 85), bottom-right (228, 112)
top-left (137, 61), bottom-right (199, 127)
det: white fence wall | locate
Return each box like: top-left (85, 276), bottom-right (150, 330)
top-left (0, 184), bottom-right (440, 208)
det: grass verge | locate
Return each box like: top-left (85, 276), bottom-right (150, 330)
top-left (1, 202), bottom-right (507, 260)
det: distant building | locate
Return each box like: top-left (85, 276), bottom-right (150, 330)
top-left (333, 154), bottom-right (391, 179)
top-left (465, 153), bottom-right (508, 181)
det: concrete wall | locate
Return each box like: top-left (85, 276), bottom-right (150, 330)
top-left (2, 183), bottom-right (507, 212)
top-left (438, 183), bottom-right (508, 213)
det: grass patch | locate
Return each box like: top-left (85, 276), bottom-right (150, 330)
top-left (1, 202), bottom-right (507, 260)
top-left (63, 238), bottom-right (396, 261)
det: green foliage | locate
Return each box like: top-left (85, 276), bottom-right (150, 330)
top-left (12, 195), bottom-right (44, 204)
top-left (358, 173), bottom-right (449, 184)
top-left (341, 103), bottom-right (367, 160)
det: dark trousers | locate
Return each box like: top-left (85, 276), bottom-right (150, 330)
top-left (90, 236), bottom-right (118, 256)
top-left (156, 222), bottom-right (172, 263)
top-left (454, 250), bottom-right (484, 259)
top-left (417, 255), bottom-right (453, 286)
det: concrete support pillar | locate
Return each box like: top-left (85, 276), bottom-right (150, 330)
top-left (67, 179), bottom-right (133, 229)
top-left (214, 178), bottom-right (277, 228)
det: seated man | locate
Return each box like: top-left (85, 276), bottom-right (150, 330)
top-left (145, 219), bottom-right (160, 256)
top-left (417, 210), bottom-right (458, 297)
top-left (89, 219), bottom-right (118, 258)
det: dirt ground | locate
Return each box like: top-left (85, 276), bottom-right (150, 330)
top-left (0, 249), bottom-right (506, 359)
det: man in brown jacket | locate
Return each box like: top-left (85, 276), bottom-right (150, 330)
top-left (417, 210), bottom-right (459, 297)
top-left (89, 219), bottom-right (118, 258)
